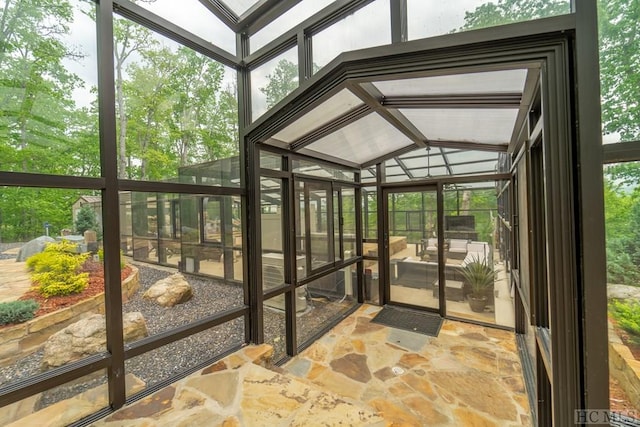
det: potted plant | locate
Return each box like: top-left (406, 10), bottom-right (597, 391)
top-left (460, 255), bottom-right (496, 313)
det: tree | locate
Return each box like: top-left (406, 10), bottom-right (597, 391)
top-left (461, 0), bottom-right (568, 30)
top-left (0, 0), bottom-right (86, 174)
top-left (598, 0), bottom-right (640, 141)
top-left (260, 59), bottom-right (298, 109)
top-left (111, 4), bottom-right (157, 178)
top-left (74, 204), bottom-right (99, 235)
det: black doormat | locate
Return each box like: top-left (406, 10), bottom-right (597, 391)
top-left (371, 306), bottom-right (443, 337)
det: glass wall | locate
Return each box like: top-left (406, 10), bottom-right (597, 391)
top-left (0, 0), bottom-right (99, 176)
top-left (0, 187), bottom-right (106, 425)
top-left (0, 1), bottom-right (247, 422)
top-left (112, 16), bottom-right (239, 184)
top-left (296, 269), bottom-right (357, 348)
top-left (251, 47), bottom-right (299, 120)
top-left (312, 0), bottom-right (391, 71)
top-left (407, 0), bottom-right (570, 41)
top-left (604, 162), bottom-right (640, 414)
top-left (442, 182), bottom-right (513, 327)
top-left (136, 0), bottom-right (237, 54)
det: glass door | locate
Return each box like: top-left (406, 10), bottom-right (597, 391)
top-left (384, 187), bottom-right (439, 311)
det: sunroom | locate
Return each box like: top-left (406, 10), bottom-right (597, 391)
top-left (0, 0), bottom-right (625, 425)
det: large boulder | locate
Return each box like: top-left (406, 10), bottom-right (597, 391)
top-left (143, 273), bottom-right (193, 307)
top-left (607, 284), bottom-right (640, 301)
top-left (16, 236), bottom-right (55, 262)
top-left (41, 312), bottom-right (148, 370)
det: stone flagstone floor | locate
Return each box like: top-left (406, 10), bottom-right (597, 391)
top-left (88, 304), bottom-right (530, 426)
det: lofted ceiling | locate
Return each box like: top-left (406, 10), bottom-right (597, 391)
top-left (260, 65), bottom-right (540, 179)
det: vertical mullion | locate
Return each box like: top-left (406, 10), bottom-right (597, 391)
top-left (97, 0), bottom-right (125, 409)
top-left (390, 0), bottom-right (407, 43)
top-left (285, 157), bottom-right (297, 356)
top-left (355, 173), bottom-right (364, 303)
top-left (436, 183), bottom-right (446, 317)
top-left (376, 163), bottom-right (386, 304)
top-left (573, 0), bottom-right (609, 414)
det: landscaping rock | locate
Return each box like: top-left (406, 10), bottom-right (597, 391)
top-left (143, 273), bottom-right (193, 307)
top-left (16, 236), bottom-right (55, 262)
top-left (41, 312), bottom-right (148, 369)
top-left (607, 284), bottom-right (640, 300)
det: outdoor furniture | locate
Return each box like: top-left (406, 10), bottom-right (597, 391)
top-left (432, 279), bottom-right (465, 302)
top-left (448, 239), bottom-right (468, 260)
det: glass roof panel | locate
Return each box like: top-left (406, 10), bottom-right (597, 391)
top-left (451, 161), bottom-right (498, 175)
top-left (136, 0), bottom-right (236, 53)
top-left (251, 0), bottom-right (335, 53)
top-left (313, 1), bottom-right (391, 72)
top-left (400, 108), bottom-right (518, 144)
top-left (372, 69), bottom-right (527, 96)
top-left (400, 154), bottom-right (446, 169)
top-left (302, 113), bottom-right (414, 165)
top-left (403, 166), bottom-right (449, 179)
top-left (446, 150), bottom-right (500, 164)
top-left (221, 0), bottom-right (260, 17)
top-left (271, 89), bottom-right (363, 143)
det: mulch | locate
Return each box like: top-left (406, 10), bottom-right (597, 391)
top-left (14, 260), bottom-right (132, 319)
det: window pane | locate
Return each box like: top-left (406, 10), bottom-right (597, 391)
top-left (125, 320), bottom-right (244, 396)
top-left (113, 17), bottom-right (238, 184)
top-left (293, 159), bottom-right (355, 181)
top-left (263, 293), bottom-right (288, 363)
top-left (296, 270), bottom-right (357, 348)
top-left (407, 0), bottom-right (570, 41)
top-left (443, 182), bottom-right (513, 327)
top-left (1, 370), bottom-right (109, 426)
top-left (0, 0), bottom-right (99, 176)
top-left (251, 47), bottom-right (298, 120)
top-left (342, 187), bottom-right (357, 259)
top-left (313, 0), bottom-right (391, 71)
top-left (135, 0), bottom-right (236, 53)
top-left (363, 187), bottom-right (377, 240)
top-left (604, 163), bottom-right (640, 413)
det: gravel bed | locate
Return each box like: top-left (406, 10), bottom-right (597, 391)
top-left (1, 260), bottom-right (354, 414)
top-left (0, 262), bottom-right (245, 409)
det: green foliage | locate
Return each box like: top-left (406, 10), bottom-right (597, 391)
top-left (603, 171), bottom-right (640, 286)
top-left (460, 255), bottom-right (496, 297)
top-left (26, 241), bottom-right (89, 297)
top-left (260, 59), bottom-right (299, 109)
top-left (461, 0), bottom-right (569, 30)
top-left (609, 299), bottom-right (640, 343)
top-left (74, 204), bottom-right (99, 235)
top-left (0, 300), bottom-right (39, 326)
top-left (598, 0), bottom-right (640, 142)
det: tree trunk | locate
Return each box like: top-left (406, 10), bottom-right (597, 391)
top-left (116, 65), bottom-right (127, 179)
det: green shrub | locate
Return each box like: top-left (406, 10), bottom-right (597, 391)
top-left (26, 241), bottom-right (90, 298)
top-left (609, 299), bottom-right (640, 343)
top-left (0, 300), bottom-right (39, 325)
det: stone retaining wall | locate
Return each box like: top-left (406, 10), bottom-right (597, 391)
top-left (608, 321), bottom-right (640, 410)
top-left (0, 266), bottom-right (139, 367)
top-left (609, 341), bottom-right (640, 410)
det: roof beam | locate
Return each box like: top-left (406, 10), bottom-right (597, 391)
top-left (439, 147), bottom-right (454, 175)
top-left (381, 93), bottom-right (522, 109)
top-left (197, 0), bottom-right (239, 31)
top-left (238, 0), bottom-right (300, 34)
top-left (348, 82), bottom-right (427, 148)
top-left (426, 140), bottom-right (508, 153)
top-left (394, 156), bottom-right (415, 179)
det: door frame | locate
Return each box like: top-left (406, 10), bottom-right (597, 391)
top-left (381, 184), bottom-right (444, 316)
